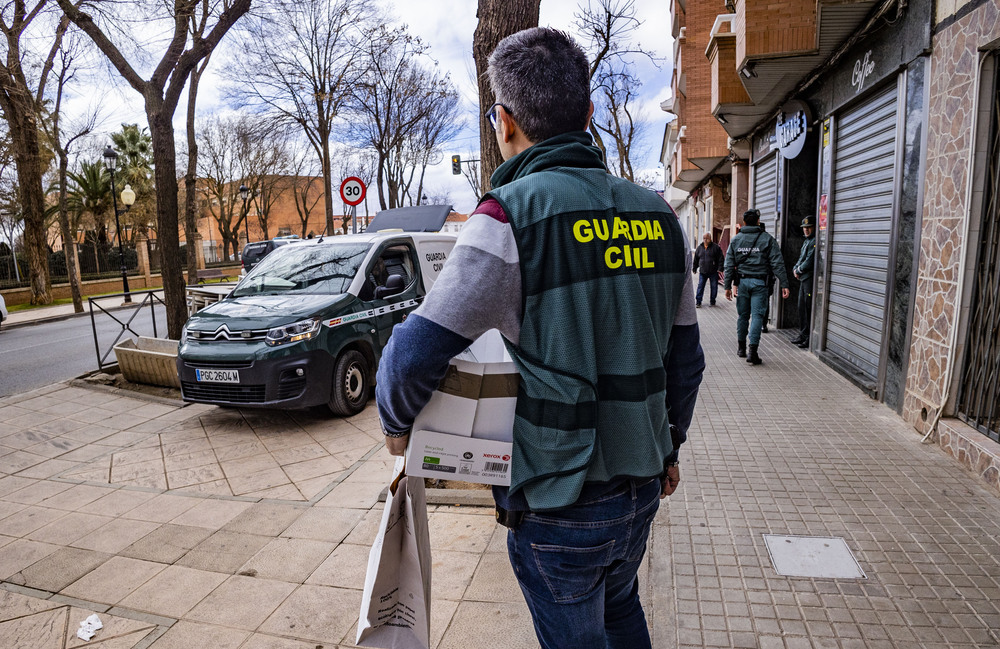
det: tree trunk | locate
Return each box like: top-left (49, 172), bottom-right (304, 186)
top-left (184, 70), bottom-right (202, 286)
top-left (57, 151), bottom-right (83, 312)
top-left (472, 0), bottom-right (540, 190)
top-left (146, 92), bottom-right (187, 338)
top-left (321, 134), bottom-right (335, 236)
top-left (9, 108), bottom-right (52, 305)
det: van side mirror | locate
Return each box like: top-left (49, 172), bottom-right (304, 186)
top-left (374, 273), bottom-right (405, 299)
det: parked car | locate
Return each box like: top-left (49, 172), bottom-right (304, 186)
top-left (0, 293), bottom-right (7, 330)
top-left (178, 206), bottom-right (456, 416)
top-left (240, 236), bottom-right (301, 274)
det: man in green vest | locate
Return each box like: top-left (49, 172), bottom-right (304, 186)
top-left (791, 216), bottom-right (817, 348)
top-left (375, 27), bottom-right (705, 649)
top-left (723, 209), bottom-right (790, 364)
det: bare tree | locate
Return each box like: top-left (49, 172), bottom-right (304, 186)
top-left (238, 124), bottom-right (290, 240)
top-left (57, 0), bottom-right (252, 339)
top-left (472, 0), bottom-right (539, 189)
top-left (41, 35), bottom-right (96, 313)
top-left (227, 0), bottom-right (370, 238)
top-left (288, 149), bottom-right (324, 238)
top-left (461, 153), bottom-right (482, 202)
top-left (182, 4), bottom-right (217, 284)
top-left (196, 114), bottom-right (252, 260)
top-left (574, 0), bottom-right (656, 180)
top-left (351, 25), bottom-right (461, 210)
top-left (0, 2), bottom-right (72, 304)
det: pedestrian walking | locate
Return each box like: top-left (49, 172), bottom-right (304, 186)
top-left (723, 208), bottom-right (790, 365)
top-left (791, 216), bottom-right (817, 348)
top-left (694, 231), bottom-right (724, 307)
top-left (374, 27), bottom-right (704, 649)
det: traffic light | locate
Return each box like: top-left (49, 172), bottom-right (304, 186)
top-left (451, 154), bottom-right (461, 175)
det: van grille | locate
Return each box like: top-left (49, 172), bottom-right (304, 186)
top-left (182, 382), bottom-right (266, 403)
top-left (277, 375), bottom-right (307, 400)
top-left (184, 360), bottom-right (254, 369)
top-left (187, 328), bottom-right (268, 342)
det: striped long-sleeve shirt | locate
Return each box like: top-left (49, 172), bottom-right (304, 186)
top-left (374, 199), bottom-right (704, 501)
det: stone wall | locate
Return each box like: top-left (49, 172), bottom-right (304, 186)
top-left (904, 5), bottom-right (999, 433)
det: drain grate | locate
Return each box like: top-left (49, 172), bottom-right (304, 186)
top-left (763, 534), bottom-right (866, 579)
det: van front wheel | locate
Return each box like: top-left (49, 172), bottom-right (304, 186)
top-left (328, 350), bottom-right (370, 416)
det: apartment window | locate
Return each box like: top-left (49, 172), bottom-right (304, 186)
top-left (957, 54), bottom-right (1000, 443)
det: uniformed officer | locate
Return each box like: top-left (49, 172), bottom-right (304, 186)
top-left (791, 216), bottom-right (817, 348)
top-left (723, 209), bottom-right (789, 365)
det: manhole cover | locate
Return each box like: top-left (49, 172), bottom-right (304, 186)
top-left (763, 534), bottom-right (866, 579)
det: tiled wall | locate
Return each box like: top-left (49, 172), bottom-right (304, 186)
top-left (903, 4), bottom-right (1000, 481)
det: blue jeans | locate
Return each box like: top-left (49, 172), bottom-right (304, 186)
top-left (736, 277), bottom-right (769, 345)
top-left (695, 273), bottom-right (718, 305)
top-left (506, 478), bottom-right (661, 649)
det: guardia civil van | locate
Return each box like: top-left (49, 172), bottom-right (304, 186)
top-left (177, 205), bottom-right (457, 416)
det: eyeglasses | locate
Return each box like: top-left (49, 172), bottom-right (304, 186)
top-left (485, 102), bottom-right (512, 130)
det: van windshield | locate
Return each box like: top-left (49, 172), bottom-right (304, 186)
top-left (231, 242), bottom-right (371, 297)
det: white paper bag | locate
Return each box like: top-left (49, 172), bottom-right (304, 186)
top-left (357, 461), bottom-right (432, 649)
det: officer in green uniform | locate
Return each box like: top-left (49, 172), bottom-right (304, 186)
top-left (723, 209), bottom-right (789, 365)
top-left (791, 216), bottom-right (817, 348)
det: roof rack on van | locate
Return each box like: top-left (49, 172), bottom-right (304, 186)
top-left (367, 204), bottom-right (453, 233)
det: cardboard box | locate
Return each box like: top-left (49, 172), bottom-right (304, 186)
top-left (405, 330), bottom-right (518, 485)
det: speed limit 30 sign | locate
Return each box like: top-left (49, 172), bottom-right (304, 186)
top-left (340, 177), bottom-right (366, 206)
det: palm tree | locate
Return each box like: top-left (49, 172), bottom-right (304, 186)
top-left (110, 124), bottom-right (156, 238)
top-left (68, 160), bottom-right (112, 273)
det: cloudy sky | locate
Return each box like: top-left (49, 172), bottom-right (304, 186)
top-left (75, 0), bottom-right (674, 215)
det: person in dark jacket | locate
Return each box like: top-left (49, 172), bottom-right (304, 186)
top-left (693, 232), bottom-right (724, 307)
top-left (791, 216), bottom-right (817, 348)
top-left (723, 209), bottom-right (789, 365)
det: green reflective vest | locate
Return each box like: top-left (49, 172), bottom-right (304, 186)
top-left (484, 132), bottom-right (688, 510)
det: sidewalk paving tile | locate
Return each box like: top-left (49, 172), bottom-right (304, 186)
top-left (305, 542), bottom-right (370, 590)
top-left (118, 523), bottom-right (213, 564)
top-left (61, 556), bottom-right (167, 605)
top-left (147, 620), bottom-right (249, 649)
top-left (176, 530), bottom-right (272, 574)
top-left (186, 574), bottom-right (296, 630)
top-left (71, 518), bottom-right (161, 554)
top-left (118, 564), bottom-right (227, 618)
top-left (237, 537), bottom-right (335, 582)
top-left (258, 583), bottom-right (358, 644)
top-left (281, 506), bottom-right (365, 543)
top-left (7, 546), bottom-right (111, 592)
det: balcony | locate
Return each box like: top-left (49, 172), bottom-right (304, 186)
top-left (707, 14), bottom-right (752, 127)
top-left (713, 0), bottom-right (881, 138)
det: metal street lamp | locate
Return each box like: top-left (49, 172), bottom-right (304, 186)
top-left (239, 184), bottom-right (250, 244)
top-left (103, 146), bottom-right (134, 303)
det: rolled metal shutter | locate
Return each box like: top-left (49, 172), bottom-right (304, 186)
top-left (825, 84), bottom-right (898, 384)
top-left (752, 154), bottom-right (779, 234)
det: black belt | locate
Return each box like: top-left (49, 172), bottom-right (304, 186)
top-left (740, 274), bottom-right (767, 280)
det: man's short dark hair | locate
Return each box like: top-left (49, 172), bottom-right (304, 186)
top-left (743, 209), bottom-right (760, 226)
top-left (487, 27), bottom-right (591, 143)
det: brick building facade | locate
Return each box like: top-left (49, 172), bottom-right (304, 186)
top-left (663, 0), bottom-right (1000, 495)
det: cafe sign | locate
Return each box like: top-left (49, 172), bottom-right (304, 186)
top-left (776, 100), bottom-right (811, 159)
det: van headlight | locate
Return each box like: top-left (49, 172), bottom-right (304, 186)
top-left (180, 324), bottom-right (188, 345)
top-left (266, 318), bottom-right (322, 346)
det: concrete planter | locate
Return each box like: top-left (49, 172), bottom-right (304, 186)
top-left (114, 336), bottom-right (180, 388)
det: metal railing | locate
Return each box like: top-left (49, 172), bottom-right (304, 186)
top-left (88, 290), bottom-right (166, 371)
top-left (957, 65), bottom-right (1000, 443)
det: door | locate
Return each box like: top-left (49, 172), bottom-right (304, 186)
top-left (824, 83), bottom-right (899, 388)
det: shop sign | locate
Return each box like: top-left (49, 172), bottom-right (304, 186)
top-left (752, 124), bottom-right (776, 163)
top-left (851, 51), bottom-right (876, 95)
top-left (776, 100), bottom-right (811, 159)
